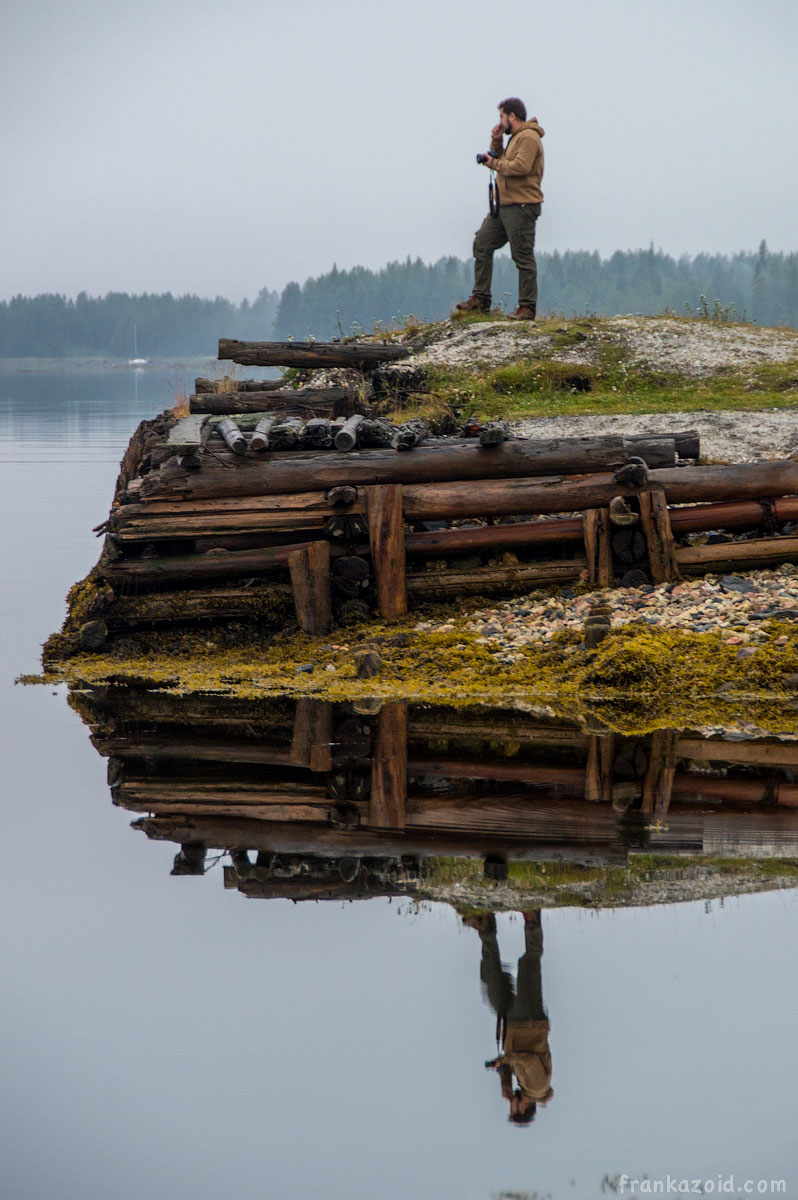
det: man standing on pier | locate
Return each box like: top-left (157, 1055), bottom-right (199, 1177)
top-left (455, 98), bottom-right (544, 321)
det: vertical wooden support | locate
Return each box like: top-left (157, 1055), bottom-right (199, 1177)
top-left (369, 701), bottom-right (407, 829)
top-left (638, 488), bottom-right (678, 584)
top-left (585, 734), bottom-right (615, 803)
top-left (583, 507), bottom-right (612, 587)
top-left (366, 484), bottom-right (407, 618)
top-left (641, 729), bottom-right (678, 816)
top-left (290, 698), bottom-right (333, 772)
top-left (288, 540), bottom-right (331, 634)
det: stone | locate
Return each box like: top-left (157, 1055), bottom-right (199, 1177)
top-left (353, 648), bottom-right (382, 679)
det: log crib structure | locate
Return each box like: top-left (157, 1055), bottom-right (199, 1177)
top-left (58, 337), bottom-right (798, 648)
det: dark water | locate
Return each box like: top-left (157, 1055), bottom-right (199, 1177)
top-left (2, 366), bottom-right (797, 1200)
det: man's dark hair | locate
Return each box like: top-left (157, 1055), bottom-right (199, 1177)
top-left (499, 97), bottom-right (527, 122)
top-left (509, 1102), bottom-right (536, 1126)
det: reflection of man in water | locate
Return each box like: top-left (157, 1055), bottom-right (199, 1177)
top-left (464, 910), bottom-right (553, 1124)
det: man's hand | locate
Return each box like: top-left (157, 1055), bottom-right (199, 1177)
top-left (491, 123), bottom-right (503, 139)
top-left (483, 153), bottom-right (495, 169)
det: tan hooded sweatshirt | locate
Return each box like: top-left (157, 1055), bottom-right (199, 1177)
top-left (489, 119), bottom-right (545, 206)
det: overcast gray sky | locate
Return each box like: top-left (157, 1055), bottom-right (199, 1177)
top-left (2, 0), bottom-right (796, 301)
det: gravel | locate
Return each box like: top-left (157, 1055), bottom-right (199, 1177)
top-left (416, 565), bottom-right (798, 663)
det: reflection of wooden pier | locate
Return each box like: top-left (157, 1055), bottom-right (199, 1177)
top-left (74, 689), bottom-right (798, 900)
top-left (49, 337), bottom-right (798, 651)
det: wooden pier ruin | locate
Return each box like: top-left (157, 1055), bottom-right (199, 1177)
top-left (56, 338), bottom-right (798, 649)
top-left (73, 688), bottom-right (798, 902)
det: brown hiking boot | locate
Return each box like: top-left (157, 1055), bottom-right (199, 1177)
top-left (507, 306), bottom-right (536, 321)
top-left (454, 294), bottom-right (490, 313)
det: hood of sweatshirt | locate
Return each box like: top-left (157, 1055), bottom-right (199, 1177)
top-left (516, 118), bottom-right (544, 138)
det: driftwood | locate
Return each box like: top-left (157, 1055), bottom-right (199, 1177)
top-left (218, 338), bottom-right (412, 369)
top-left (366, 485), bottom-right (407, 618)
top-left (288, 541), bottom-right (332, 634)
top-left (195, 378), bottom-right (285, 394)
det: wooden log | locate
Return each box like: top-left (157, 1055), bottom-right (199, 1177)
top-left (642, 729), bottom-right (678, 816)
top-left (335, 414), bottom-right (365, 451)
top-left (392, 419), bottom-right (428, 451)
top-left (583, 508), bottom-right (613, 587)
top-left (300, 418), bottom-right (334, 449)
top-left (585, 734), bottom-right (615, 803)
top-left (675, 535), bottom-right (798, 573)
top-left (290, 698), bottom-right (333, 773)
top-left (136, 436), bottom-right (678, 503)
top-left (195, 377), bottom-right (285, 394)
top-left (218, 338), bottom-right (412, 368)
top-left (166, 415), bottom-right (210, 452)
top-left (288, 540), bottom-right (332, 634)
top-left (190, 387), bottom-right (354, 417)
top-left (629, 430), bottom-right (700, 460)
top-left (668, 496), bottom-right (798, 534)
top-left (103, 542), bottom-right (322, 585)
top-left (405, 516), bottom-right (584, 557)
top-left (369, 702), bottom-right (407, 829)
top-left (638, 488), bottom-right (677, 583)
top-left (250, 414), bottom-right (279, 452)
top-left (105, 585), bottom-right (292, 625)
top-left (366, 485), bottom-right (407, 618)
top-left (399, 462), bottom-right (798, 522)
top-left (269, 417), bottom-right (304, 450)
top-left (216, 417), bottom-right (247, 456)
top-left (406, 558), bottom-right (587, 599)
top-left (111, 492), bottom-right (353, 541)
top-left (671, 774), bottom-right (798, 807)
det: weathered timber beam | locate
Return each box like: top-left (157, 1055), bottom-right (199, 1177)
top-left (406, 557), bottom-right (587, 598)
top-left (405, 516), bottom-right (584, 556)
top-left (189, 387), bottom-right (355, 416)
top-left (675, 738), bottom-right (798, 768)
top-left (218, 338), bottom-right (411, 368)
top-left (400, 463), bottom-right (798, 521)
top-left (668, 496), bottom-right (798, 534)
top-left (136, 436), bottom-right (677, 503)
top-left (638, 488), bottom-right (677, 584)
top-left (366, 485), bottom-right (407, 618)
top-left (288, 541), bottom-right (332, 635)
top-left (105, 585), bottom-right (292, 625)
top-left (195, 378), bottom-right (286, 394)
top-left (103, 541), bottom-right (327, 585)
top-left (675, 535), bottom-right (798, 573)
top-left (583, 508), bottom-right (612, 586)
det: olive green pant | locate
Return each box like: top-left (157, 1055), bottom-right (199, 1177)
top-left (473, 202), bottom-right (541, 312)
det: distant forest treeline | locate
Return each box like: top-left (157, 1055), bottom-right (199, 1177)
top-left (0, 289), bottom-right (279, 358)
top-left (2, 245), bottom-right (797, 357)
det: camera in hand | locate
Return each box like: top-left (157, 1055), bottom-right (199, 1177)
top-left (476, 152), bottom-right (493, 164)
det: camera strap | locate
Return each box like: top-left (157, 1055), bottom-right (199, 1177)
top-left (489, 177), bottom-right (500, 218)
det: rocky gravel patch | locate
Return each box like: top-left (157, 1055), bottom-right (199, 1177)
top-left (512, 409), bottom-right (798, 463)
top-left (416, 564), bottom-right (798, 665)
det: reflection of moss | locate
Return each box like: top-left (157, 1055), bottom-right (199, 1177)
top-left (422, 854), bottom-right (798, 911)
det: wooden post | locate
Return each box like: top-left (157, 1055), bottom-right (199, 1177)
top-left (641, 729), bottom-right (678, 816)
top-left (638, 488), bottom-right (678, 584)
top-left (583, 507), bottom-right (612, 587)
top-left (290, 698), bottom-right (333, 773)
top-left (366, 485), bottom-right (407, 618)
top-left (288, 540), bottom-right (331, 634)
top-left (369, 702), bottom-right (407, 829)
top-left (585, 734), bottom-right (615, 803)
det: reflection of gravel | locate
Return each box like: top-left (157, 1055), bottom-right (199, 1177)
top-left (513, 409), bottom-right (798, 463)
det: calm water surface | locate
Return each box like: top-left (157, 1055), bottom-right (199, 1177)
top-left (1, 366), bottom-right (797, 1200)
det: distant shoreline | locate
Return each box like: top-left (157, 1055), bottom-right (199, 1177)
top-left (0, 355), bottom-right (220, 373)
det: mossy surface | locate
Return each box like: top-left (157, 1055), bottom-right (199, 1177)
top-left (34, 608), bottom-right (798, 736)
